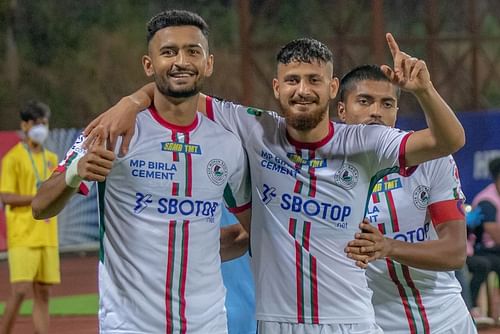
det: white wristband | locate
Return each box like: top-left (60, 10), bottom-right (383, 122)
top-left (65, 156), bottom-right (83, 188)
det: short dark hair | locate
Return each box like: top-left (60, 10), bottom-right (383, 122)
top-left (20, 100), bottom-right (51, 122)
top-left (489, 157), bottom-right (500, 180)
top-left (146, 9), bottom-right (209, 43)
top-left (339, 64), bottom-right (400, 102)
top-left (276, 38), bottom-right (333, 66)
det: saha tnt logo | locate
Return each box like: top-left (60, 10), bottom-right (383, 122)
top-left (412, 185), bottom-right (430, 210)
top-left (207, 159), bottom-right (228, 186)
top-left (333, 163), bottom-right (359, 190)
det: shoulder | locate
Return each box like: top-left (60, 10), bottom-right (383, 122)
top-left (199, 114), bottom-right (243, 144)
top-left (2, 143), bottom-right (24, 160)
top-left (211, 96), bottom-right (281, 122)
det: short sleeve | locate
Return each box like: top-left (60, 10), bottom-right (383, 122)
top-left (0, 153), bottom-right (18, 194)
top-left (223, 142), bottom-right (251, 213)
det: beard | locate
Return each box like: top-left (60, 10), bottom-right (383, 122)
top-left (153, 72), bottom-right (204, 98)
top-left (280, 102), bottom-right (327, 131)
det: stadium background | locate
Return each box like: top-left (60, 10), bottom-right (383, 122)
top-left (0, 0), bottom-right (500, 332)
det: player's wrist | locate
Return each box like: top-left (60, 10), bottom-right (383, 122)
top-left (65, 156), bottom-right (83, 188)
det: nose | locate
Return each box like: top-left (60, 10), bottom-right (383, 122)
top-left (297, 80), bottom-right (311, 97)
top-left (369, 103), bottom-right (382, 117)
top-left (174, 50), bottom-right (187, 66)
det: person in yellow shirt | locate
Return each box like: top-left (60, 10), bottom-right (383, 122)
top-left (0, 101), bottom-right (59, 334)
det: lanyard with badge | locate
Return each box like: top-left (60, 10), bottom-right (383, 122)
top-left (23, 143), bottom-right (47, 189)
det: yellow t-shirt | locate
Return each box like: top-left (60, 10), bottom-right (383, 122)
top-left (0, 142), bottom-right (58, 247)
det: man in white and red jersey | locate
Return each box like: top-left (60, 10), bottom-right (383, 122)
top-left (340, 65), bottom-right (476, 333)
top-left (83, 34), bottom-right (465, 333)
top-left (31, 10), bottom-right (251, 334)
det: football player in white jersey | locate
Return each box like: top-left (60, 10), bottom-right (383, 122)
top-left (32, 10), bottom-right (251, 334)
top-left (81, 33), bottom-right (465, 334)
top-left (339, 65), bottom-right (476, 333)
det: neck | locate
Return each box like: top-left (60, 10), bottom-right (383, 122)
top-left (286, 117), bottom-right (331, 144)
top-left (24, 138), bottom-right (42, 153)
top-left (153, 89), bottom-right (199, 126)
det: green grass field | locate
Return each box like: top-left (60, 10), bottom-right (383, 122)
top-left (0, 294), bottom-right (98, 315)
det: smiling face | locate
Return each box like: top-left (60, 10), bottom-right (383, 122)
top-left (142, 25), bottom-right (213, 99)
top-left (273, 60), bottom-right (338, 131)
top-left (337, 79), bottom-right (399, 127)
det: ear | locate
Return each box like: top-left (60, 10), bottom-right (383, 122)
top-left (142, 55), bottom-right (154, 77)
top-left (330, 77), bottom-right (339, 100)
top-left (337, 101), bottom-right (346, 121)
top-left (20, 121), bottom-right (30, 133)
top-left (204, 54), bottom-right (214, 77)
top-left (272, 78), bottom-right (280, 100)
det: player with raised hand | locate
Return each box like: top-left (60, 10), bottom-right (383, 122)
top-left (79, 32), bottom-right (464, 333)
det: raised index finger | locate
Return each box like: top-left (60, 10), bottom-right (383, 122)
top-left (386, 32), bottom-right (400, 58)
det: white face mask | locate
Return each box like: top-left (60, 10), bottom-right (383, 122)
top-left (28, 124), bottom-right (49, 144)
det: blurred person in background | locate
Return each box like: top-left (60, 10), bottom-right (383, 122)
top-left (83, 32), bottom-right (465, 334)
top-left (339, 65), bottom-right (475, 333)
top-left (0, 101), bottom-right (59, 334)
top-left (466, 157), bottom-right (500, 321)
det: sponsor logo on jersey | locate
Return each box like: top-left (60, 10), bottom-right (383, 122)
top-left (262, 184), bottom-right (277, 204)
top-left (246, 107), bottom-right (264, 116)
top-left (69, 134), bottom-right (86, 155)
top-left (286, 153), bottom-right (326, 168)
top-left (372, 177), bottom-right (402, 193)
top-left (134, 192), bottom-right (152, 214)
top-left (131, 193), bottom-right (219, 217)
top-left (161, 142), bottom-right (202, 154)
top-left (412, 184), bottom-right (430, 210)
top-left (391, 222), bottom-right (431, 242)
top-left (260, 150), bottom-right (298, 177)
top-left (129, 159), bottom-right (177, 180)
top-left (207, 159), bottom-right (228, 186)
top-left (333, 163), bottom-right (359, 190)
top-left (261, 184), bottom-right (352, 224)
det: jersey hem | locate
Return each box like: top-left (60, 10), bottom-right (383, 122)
top-left (255, 314), bottom-right (375, 324)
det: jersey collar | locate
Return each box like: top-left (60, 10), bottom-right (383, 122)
top-left (149, 105), bottom-right (199, 133)
top-left (286, 121), bottom-right (334, 150)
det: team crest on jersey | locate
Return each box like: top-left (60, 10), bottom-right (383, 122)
top-left (207, 159), bottom-right (228, 186)
top-left (333, 163), bottom-right (359, 190)
top-left (412, 185), bottom-right (430, 210)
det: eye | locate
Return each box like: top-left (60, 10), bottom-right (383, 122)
top-left (358, 98), bottom-right (369, 105)
top-left (162, 49), bottom-right (177, 57)
top-left (383, 101), bottom-right (395, 109)
top-left (188, 48), bottom-right (201, 56)
top-left (285, 78), bottom-right (298, 84)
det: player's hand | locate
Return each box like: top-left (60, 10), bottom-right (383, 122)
top-left (345, 219), bottom-right (391, 268)
top-left (83, 96), bottom-right (141, 156)
top-left (78, 126), bottom-right (115, 182)
top-left (380, 33), bottom-right (432, 95)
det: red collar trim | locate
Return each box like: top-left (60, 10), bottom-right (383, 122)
top-left (286, 121), bottom-right (334, 150)
top-left (149, 105), bottom-right (199, 132)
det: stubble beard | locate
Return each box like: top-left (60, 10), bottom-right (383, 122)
top-left (281, 103), bottom-right (328, 131)
top-left (154, 73), bottom-right (203, 99)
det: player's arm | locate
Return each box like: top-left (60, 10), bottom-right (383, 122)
top-left (220, 209), bottom-right (251, 262)
top-left (0, 193), bottom-right (33, 207)
top-left (476, 201), bottom-right (500, 243)
top-left (381, 33), bottom-right (465, 167)
top-left (82, 83), bottom-right (209, 155)
top-left (32, 131), bottom-right (115, 219)
top-left (346, 201), bottom-right (467, 270)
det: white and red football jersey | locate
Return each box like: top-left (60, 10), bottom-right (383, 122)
top-left (209, 97), bottom-right (412, 325)
top-left (59, 107), bottom-right (251, 334)
top-left (365, 156), bottom-right (473, 333)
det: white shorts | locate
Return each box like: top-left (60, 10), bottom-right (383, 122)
top-left (257, 321), bottom-right (383, 334)
top-left (437, 313), bottom-right (477, 334)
